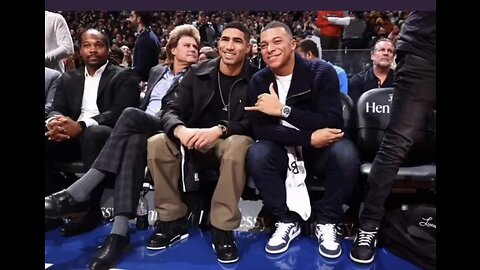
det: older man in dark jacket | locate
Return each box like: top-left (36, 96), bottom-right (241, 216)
top-left (146, 22), bottom-right (257, 264)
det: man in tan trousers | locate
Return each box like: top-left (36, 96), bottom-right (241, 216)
top-left (145, 22), bottom-right (258, 264)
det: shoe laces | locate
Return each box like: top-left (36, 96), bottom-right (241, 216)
top-left (316, 223), bottom-right (337, 243)
top-left (271, 222), bottom-right (296, 242)
top-left (356, 228), bottom-right (377, 246)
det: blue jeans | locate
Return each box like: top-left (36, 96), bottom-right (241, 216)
top-left (360, 52), bottom-right (436, 226)
top-left (247, 138), bottom-right (360, 224)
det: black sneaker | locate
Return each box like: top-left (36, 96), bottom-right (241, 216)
top-left (350, 225), bottom-right (379, 264)
top-left (147, 216), bottom-right (189, 250)
top-left (211, 226), bottom-right (239, 263)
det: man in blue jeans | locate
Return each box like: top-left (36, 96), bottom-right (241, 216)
top-left (350, 11), bottom-right (436, 264)
top-left (245, 21), bottom-right (360, 259)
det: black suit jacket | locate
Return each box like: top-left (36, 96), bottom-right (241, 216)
top-left (48, 63), bottom-right (140, 128)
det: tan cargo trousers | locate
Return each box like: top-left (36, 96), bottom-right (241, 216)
top-left (147, 133), bottom-right (253, 230)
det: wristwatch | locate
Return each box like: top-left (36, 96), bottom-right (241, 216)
top-left (281, 105), bottom-right (291, 119)
top-left (217, 124), bottom-right (227, 137)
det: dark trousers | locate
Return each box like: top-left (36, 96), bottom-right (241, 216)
top-left (360, 52), bottom-right (436, 226)
top-left (246, 138), bottom-right (360, 224)
top-left (45, 125), bottom-right (112, 213)
top-left (92, 107), bottom-right (163, 217)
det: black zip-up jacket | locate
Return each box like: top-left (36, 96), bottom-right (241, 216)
top-left (247, 54), bottom-right (343, 147)
top-left (397, 11), bottom-right (436, 63)
top-left (160, 57), bottom-right (258, 140)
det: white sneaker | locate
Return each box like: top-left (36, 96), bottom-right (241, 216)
top-left (316, 223), bottom-right (342, 259)
top-left (265, 222), bottom-right (301, 254)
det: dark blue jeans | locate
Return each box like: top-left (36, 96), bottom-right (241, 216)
top-left (247, 138), bottom-right (360, 224)
top-left (360, 52), bottom-right (436, 226)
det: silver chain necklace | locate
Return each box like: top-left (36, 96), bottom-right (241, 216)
top-left (217, 71), bottom-right (229, 112)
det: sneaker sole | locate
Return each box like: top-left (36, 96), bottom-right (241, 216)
top-left (146, 233), bottom-right (189, 250)
top-left (319, 247), bottom-right (342, 259)
top-left (211, 244), bottom-right (239, 264)
top-left (265, 227), bottom-right (301, 254)
top-left (350, 253), bottom-right (375, 264)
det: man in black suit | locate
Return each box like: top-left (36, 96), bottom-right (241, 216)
top-left (45, 24), bottom-right (200, 270)
top-left (45, 29), bottom-right (140, 234)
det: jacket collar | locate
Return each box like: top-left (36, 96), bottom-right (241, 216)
top-left (265, 53), bottom-right (313, 98)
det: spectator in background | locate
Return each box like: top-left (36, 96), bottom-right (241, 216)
top-left (199, 50), bottom-right (219, 62)
top-left (109, 45), bottom-right (124, 66)
top-left (130, 11), bottom-right (161, 82)
top-left (350, 11), bottom-right (436, 265)
top-left (348, 38), bottom-right (395, 104)
top-left (326, 11), bottom-right (367, 76)
top-left (248, 38), bottom-right (265, 69)
top-left (304, 27), bottom-right (322, 60)
top-left (45, 67), bottom-right (61, 116)
top-left (45, 25), bottom-right (200, 270)
top-left (120, 45), bottom-right (133, 67)
top-left (45, 11), bottom-right (74, 73)
top-left (315, 11), bottom-right (343, 50)
top-left (44, 29), bottom-right (140, 237)
top-left (388, 23), bottom-right (401, 46)
top-left (297, 39), bottom-right (348, 95)
top-left (158, 47), bottom-right (167, 65)
top-left (194, 11), bottom-right (218, 47)
top-left (64, 43), bottom-right (81, 72)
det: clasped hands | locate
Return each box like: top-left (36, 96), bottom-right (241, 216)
top-left (45, 116), bottom-right (82, 142)
top-left (174, 125), bottom-right (222, 152)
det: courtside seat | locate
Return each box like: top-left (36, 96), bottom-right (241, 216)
top-left (356, 87), bottom-right (436, 191)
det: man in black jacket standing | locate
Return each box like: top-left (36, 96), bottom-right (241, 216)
top-left (350, 11), bottom-right (436, 264)
top-left (146, 22), bottom-right (257, 264)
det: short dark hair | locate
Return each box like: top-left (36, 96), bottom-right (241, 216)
top-left (261, 21), bottom-right (293, 38)
top-left (134, 11), bottom-right (153, 26)
top-left (223, 21), bottom-right (251, 43)
top-left (297, 39), bottom-right (319, 58)
top-left (79, 28), bottom-right (110, 48)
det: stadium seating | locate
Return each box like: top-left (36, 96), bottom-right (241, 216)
top-left (355, 87), bottom-right (436, 191)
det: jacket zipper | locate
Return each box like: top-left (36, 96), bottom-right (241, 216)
top-left (227, 77), bottom-right (244, 120)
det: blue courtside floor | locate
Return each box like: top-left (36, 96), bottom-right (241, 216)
top-left (45, 222), bottom-right (421, 270)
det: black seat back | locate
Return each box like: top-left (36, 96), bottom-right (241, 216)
top-left (356, 87), bottom-right (436, 165)
top-left (340, 92), bottom-right (355, 141)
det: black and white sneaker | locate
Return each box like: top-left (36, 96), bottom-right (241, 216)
top-left (265, 222), bottom-right (301, 254)
top-left (316, 223), bottom-right (342, 259)
top-left (147, 216), bottom-right (189, 250)
top-left (211, 226), bottom-right (239, 263)
top-left (350, 225), bottom-right (378, 264)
